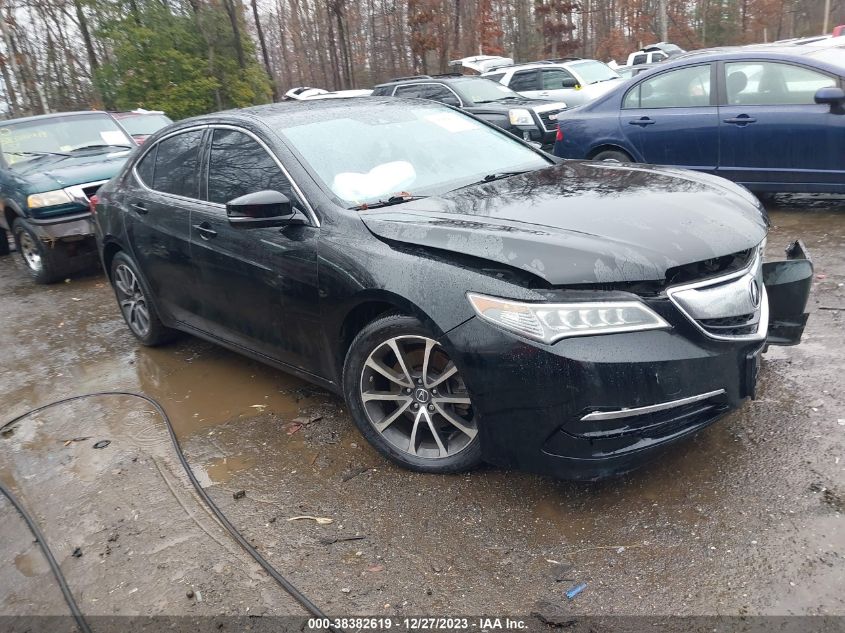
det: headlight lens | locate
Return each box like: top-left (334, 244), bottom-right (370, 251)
top-left (27, 189), bottom-right (73, 209)
top-left (508, 108), bottom-right (534, 126)
top-left (467, 292), bottom-right (670, 343)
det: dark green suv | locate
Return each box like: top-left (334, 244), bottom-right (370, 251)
top-left (0, 111), bottom-right (138, 283)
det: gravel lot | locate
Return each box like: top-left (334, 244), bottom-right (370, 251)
top-left (1, 195), bottom-right (843, 629)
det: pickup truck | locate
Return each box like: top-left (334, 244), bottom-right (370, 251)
top-left (0, 111), bottom-right (137, 283)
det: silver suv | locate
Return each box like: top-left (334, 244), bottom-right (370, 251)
top-left (482, 59), bottom-right (623, 108)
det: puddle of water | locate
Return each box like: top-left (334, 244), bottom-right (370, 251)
top-left (14, 547), bottom-right (50, 578)
top-left (202, 455), bottom-right (256, 484)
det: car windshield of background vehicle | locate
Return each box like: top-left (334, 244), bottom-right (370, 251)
top-left (279, 103), bottom-right (550, 206)
top-left (118, 114), bottom-right (172, 136)
top-left (568, 60), bottom-right (621, 84)
top-left (460, 78), bottom-right (524, 103)
top-left (0, 113), bottom-right (133, 166)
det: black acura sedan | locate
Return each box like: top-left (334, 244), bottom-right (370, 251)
top-left (94, 98), bottom-right (812, 480)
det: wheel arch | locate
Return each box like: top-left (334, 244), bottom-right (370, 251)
top-left (101, 239), bottom-right (125, 280)
top-left (335, 290), bottom-right (444, 381)
top-left (587, 144), bottom-right (635, 161)
top-left (2, 199), bottom-right (23, 232)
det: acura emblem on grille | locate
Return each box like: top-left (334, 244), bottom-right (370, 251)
top-left (749, 278), bottom-right (761, 308)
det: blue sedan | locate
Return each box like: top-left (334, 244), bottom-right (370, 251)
top-left (553, 45), bottom-right (845, 193)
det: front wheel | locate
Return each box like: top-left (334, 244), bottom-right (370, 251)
top-left (343, 315), bottom-right (482, 474)
top-left (12, 218), bottom-right (67, 283)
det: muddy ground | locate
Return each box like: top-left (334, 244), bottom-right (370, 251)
top-left (1, 195), bottom-right (843, 628)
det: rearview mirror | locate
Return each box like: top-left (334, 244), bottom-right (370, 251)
top-left (226, 190), bottom-right (303, 227)
top-left (814, 86), bottom-right (845, 114)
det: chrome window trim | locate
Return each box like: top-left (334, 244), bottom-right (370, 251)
top-left (666, 250), bottom-right (769, 342)
top-left (131, 123), bottom-right (319, 227)
top-left (580, 389), bottom-right (727, 422)
top-left (205, 124), bottom-right (319, 226)
top-left (131, 124), bottom-right (209, 206)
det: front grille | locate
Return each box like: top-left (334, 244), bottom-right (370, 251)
top-left (698, 313), bottom-right (759, 336)
top-left (667, 251), bottom-right (767, 341)
top-left (665, 248), bottom-right (753, 286)
top-left (536, 109), bottom-right (564, 131)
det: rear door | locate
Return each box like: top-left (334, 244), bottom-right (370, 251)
top-left (717, 60), bottom-right (843, 188)
top-left (189, 126), bottom-right (322, 372)
top-left (619, 63), bottom-right (719, 172)
top-left (124, 128), bottom-right (205, 324)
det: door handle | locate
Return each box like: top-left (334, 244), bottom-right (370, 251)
top-left (629, 117), bottom-right (655, 126)
top-left (193, 223), bottom-right (218, 240)
top-left (130, 202), bottom-right (148, 214)
top-left (723, 115), bottom-right (757, 125)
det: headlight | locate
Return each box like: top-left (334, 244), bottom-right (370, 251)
top-left (467, 292), bottom-right (670, 343)
top-left (27, 189), bottom-right (73, 209)
top-left (508, 108), bottom-right (534, 127)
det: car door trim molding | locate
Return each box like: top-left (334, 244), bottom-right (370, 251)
top-left (131, 124), bottom-right (210, 206)
top-left (132, 123), bottom-right (319, 228)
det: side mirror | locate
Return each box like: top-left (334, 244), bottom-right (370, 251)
top-left (814, 86), bottom-right (845, 113)
top-left (561, 77), bottom-right (579, 89)
top-left (226, 190), bottom-right (303, 227)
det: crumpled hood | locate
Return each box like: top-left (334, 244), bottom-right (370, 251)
top-left (11, 151), bottom-right (132, 194)
top-left (361, 161), bottom-right (767, 285)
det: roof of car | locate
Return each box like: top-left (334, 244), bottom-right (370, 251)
top-left (0, 110), bottom-right (111, 126)
top-left (633, 44), bottom-right (845, 75)
top-left (373, 75), bottom-right (483, 88)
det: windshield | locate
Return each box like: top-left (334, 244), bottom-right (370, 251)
top-left (279, 103), bottom-right (550, 206)
top-left (457, 78), bottom-right (524, 103)
top-left (117, 114), bottom-right (172, 136)
top-left (0, 113), bottom-right (132, 166)
top-left (568, 60), bottom-right (621, 84)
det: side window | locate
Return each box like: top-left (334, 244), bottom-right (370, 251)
top-left (623, 65), bottom-right (711, 109)
top-left (152, 130), bottom-right (203, 198)
top-left (631, 54), bottom-right (648, 66)
top-left (508, 70), bottom-right (539, 92)
top-left (135, 144), bottom-right (156, 186)
top-left (394, 84), bottom-right (426, 98)
top-left (541, 69), bottom-right (576, 89)
top-left (652, 52), bottom-right (668, 62)
top-left (206, 129), bottom-right (292, 206)
top-left (424, 84), bottom-right (461, 106)
top-left (725, 61), bottom-right (836, 106)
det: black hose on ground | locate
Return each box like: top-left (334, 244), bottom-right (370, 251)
top-left (0, 391), bottom-right (341, 633)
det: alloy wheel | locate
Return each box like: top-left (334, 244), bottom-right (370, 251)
top-left (359, 335), bottom-right (477, 459)
top-left (18, 232), bottom-right (42, 272)
top-left (114, 264), bottom-right (151, 337)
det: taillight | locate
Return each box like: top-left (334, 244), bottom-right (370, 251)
top-left (89, 194), bottom-right (99, 215)
top-left (555, 126), bottom-right (563, 142)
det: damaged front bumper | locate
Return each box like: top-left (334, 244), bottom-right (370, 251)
top-left (443, 241), bottom-right (813, 480)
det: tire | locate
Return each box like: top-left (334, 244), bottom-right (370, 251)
top-left (591, 149), bottom-right (632, 163)
top-left (0, 227), bottom-right (10, 256)
top-left (343, 314), bottom-right (482, 474)
top-left (12, 218), bottom-right (67, 284)
top-left (109, 251), bottom-right (176, 346)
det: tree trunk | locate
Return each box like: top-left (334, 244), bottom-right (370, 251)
top-left (223, 0), bottom-right (247, 69)
top-left (251, 0), bottom-right (277, 99)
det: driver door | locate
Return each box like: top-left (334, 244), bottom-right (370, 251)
top-left (189, 126), bottom-right (322, 373)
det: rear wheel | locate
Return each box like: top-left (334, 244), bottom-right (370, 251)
top-left (12, 218), bottom-right (66, 284)
top-left (343, 315), bottom-right (482, 473)
top-left (110, 252), bottom-right (176, 346)
top-left (591, 149), bottom-right (632, 163)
